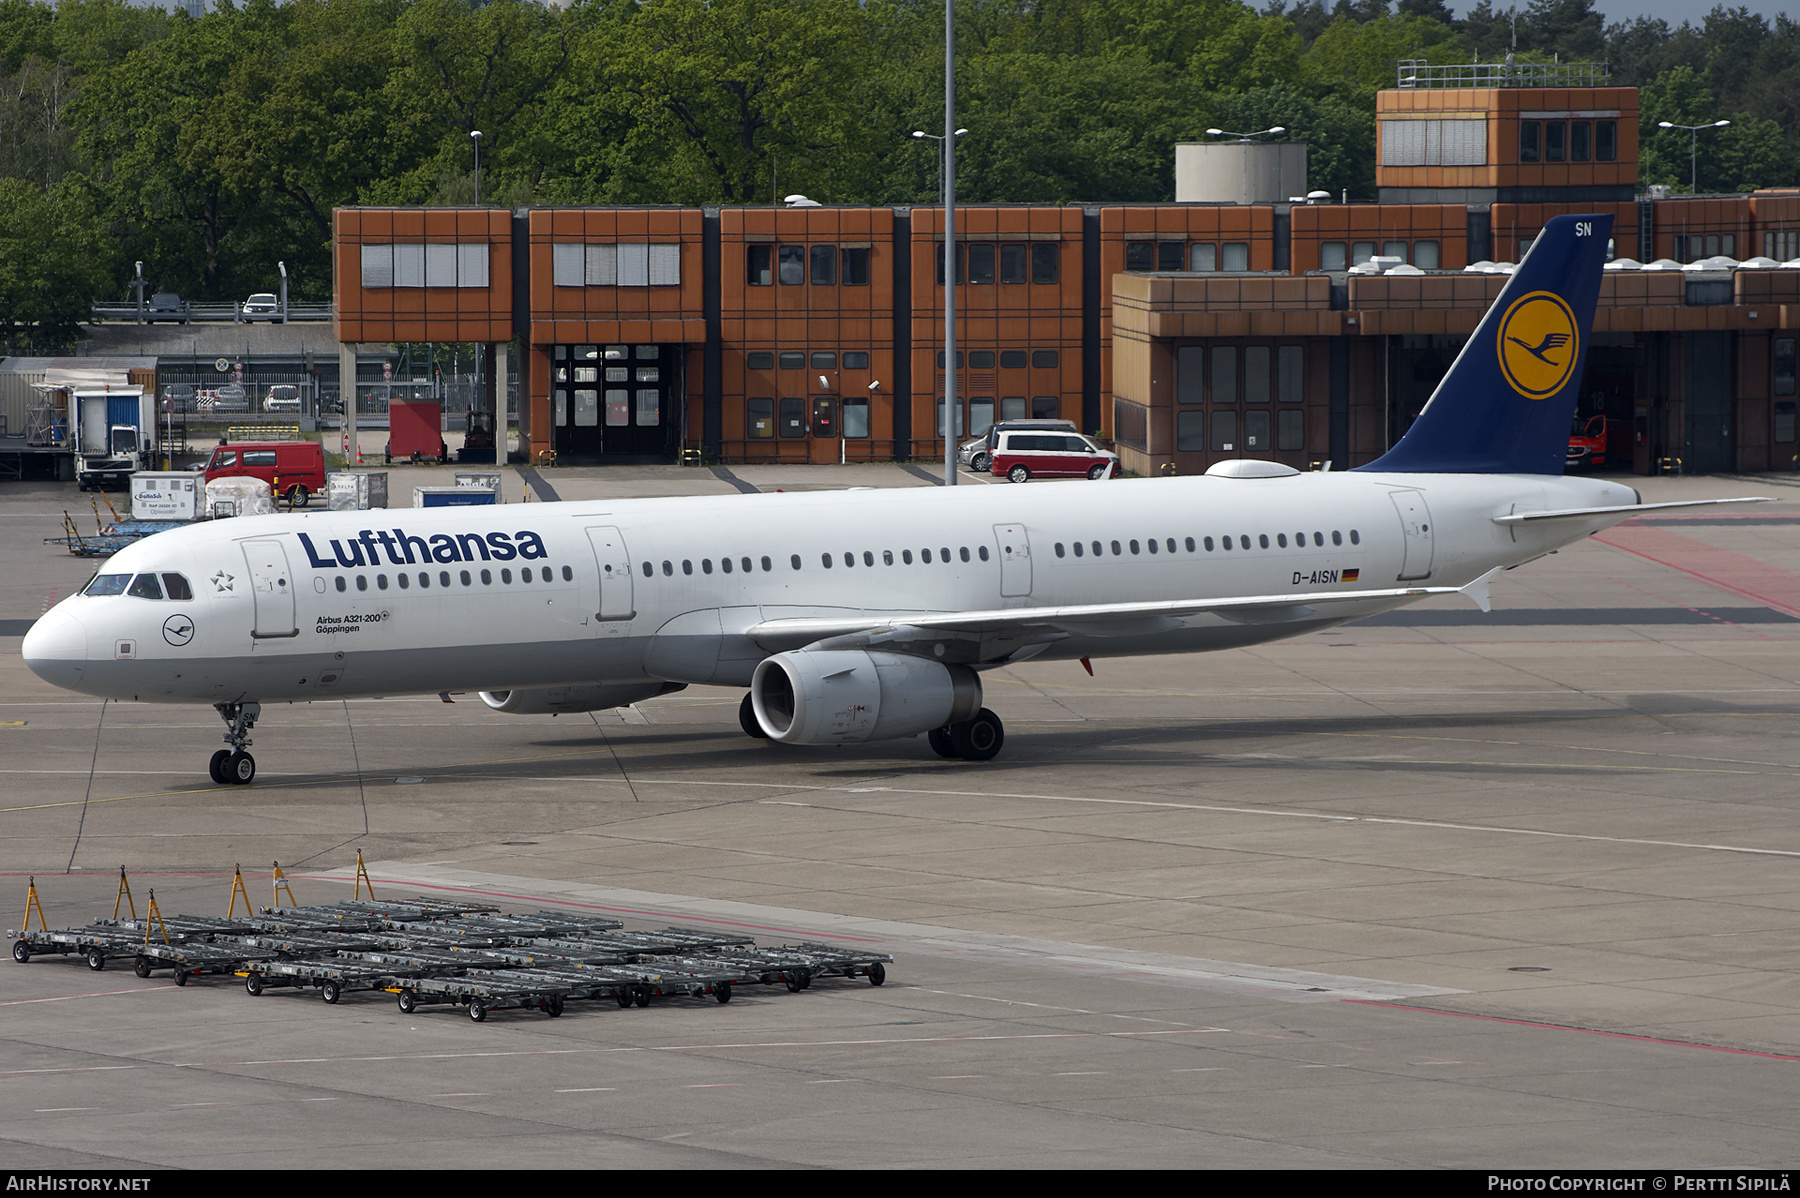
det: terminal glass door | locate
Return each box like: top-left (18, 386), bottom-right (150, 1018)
top-left (553, 344), bottom-right (681, 463)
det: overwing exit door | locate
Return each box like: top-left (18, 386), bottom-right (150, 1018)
top-left (586, 526), bottom-right (634, 621)
top-left (1389, 490), bottom-right (1435, 581)
top-left (994, 524), bottom-right (1032, 597)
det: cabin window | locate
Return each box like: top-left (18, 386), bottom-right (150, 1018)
top-left (335, 576), bottom-right (346, 592)
top-left (791, 555), bottom-right (802, 570)
top-left (642, 562), bottom-right (653, 577)
top-left (1350, 530), bottom-right (1361, 544)
top-left (481, 569), bottom-right (492, 585)
top-left (356, 575), bottom-right (368, 591)
top-left (376, 574), bottom-right (389, 590)
top-left (501, 569), bottom-right (513, 583)
top-left (397, 573), bottom-right (409, 589)
top-left (461, 571), bottom-right (472, 586)
top-left (1055, 543), bottom-right (1066, 558)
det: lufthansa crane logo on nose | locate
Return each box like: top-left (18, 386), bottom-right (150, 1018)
top-left (162, 614), bottom-right (195, 647)
top-left (1497, 290), bottom-right (1579, 400)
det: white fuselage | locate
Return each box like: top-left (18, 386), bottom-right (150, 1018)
top-left (23, 470), bottom-right (1639, 706)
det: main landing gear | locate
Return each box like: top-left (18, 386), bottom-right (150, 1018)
top-left (209, 702), bottom-right (260, 785)
top-left (928, 708), bottom-right (1005, 762)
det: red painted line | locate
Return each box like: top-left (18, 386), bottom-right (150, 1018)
top-left (1594, 525), bottom-right (1800, 618)
top-left (1344, 999), bottom-right (1800, 1062)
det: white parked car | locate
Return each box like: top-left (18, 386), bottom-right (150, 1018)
top-left (241, 293), bottom-right (280, 322)
top-left (263, 384), bottom-right (301, 413)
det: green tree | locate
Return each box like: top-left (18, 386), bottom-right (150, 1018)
top-left (1639, 65), bottom-right (1798, 194)
top-left (583, 0), bottom-right (878, 205)
top-left (0, 177), bottom-right (113, 351)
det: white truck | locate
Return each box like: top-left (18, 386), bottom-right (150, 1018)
top-left (72, 386), bottom-right (155, 490)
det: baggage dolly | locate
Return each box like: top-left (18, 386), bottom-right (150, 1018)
top-left (243, 957), bottom-right (412, 1004)
top-left (388, 970), bottom-right (578, 1022)
top-left (10, 923), bottom-right (149, 971)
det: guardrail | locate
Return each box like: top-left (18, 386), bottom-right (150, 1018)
top-left (1396, 59), bottom-right (1610, 89)
top-left (89, 302), bottom-right (333, 324)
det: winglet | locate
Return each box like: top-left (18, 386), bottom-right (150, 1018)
top-left (1460, 567), bottom-right (1502, 613)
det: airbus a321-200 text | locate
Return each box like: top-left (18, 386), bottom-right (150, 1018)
top-left (22, 215), bottom-right (1767, 783)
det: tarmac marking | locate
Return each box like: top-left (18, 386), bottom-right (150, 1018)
top-left (0, 985), bottom-right (178, 1007)
top-left (1348, 1000), bottom-right (1800, 1063)
top-left (1594, 525), bottom-right (1800, 617)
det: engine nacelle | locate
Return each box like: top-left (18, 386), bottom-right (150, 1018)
top-left (750, 650), bottom-right (981, 744)
top-left (479, 681), bottom-right (686, 715)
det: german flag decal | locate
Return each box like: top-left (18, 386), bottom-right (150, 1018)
top-left (1342, 568), bottom-right (1360, 582)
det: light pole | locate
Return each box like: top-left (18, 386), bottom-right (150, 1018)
top-left (1657, 119), bottom-right (1729, 194)
top-left (1204, 125), bottom-right (1286, 142)
top-left (911, 128), bottom-right (967, 206)
top-left (471, 130), bottom-right (483, 204)
top-left (913, 126), bottom-right (968, 483)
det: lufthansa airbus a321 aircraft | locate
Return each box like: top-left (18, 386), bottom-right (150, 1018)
top-left (22, 215), bottom-right (1765, 784)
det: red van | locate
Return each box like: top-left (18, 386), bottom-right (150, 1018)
top-left (202, 441), bottom-right (327, 505)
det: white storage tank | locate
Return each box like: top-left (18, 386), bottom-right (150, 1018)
top-left (1174, 142), bottom-right (1307, 206)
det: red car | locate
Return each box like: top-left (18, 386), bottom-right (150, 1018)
top-left (1567, 415), bottom-right (1610, 469)
top-left (989, 429), bottom-right (1120, 482)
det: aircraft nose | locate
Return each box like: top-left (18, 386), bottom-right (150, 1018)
top-left (22, 609), bottom-right (86, 691)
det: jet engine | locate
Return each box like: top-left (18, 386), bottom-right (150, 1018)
top-left (750, 650), bottom-right (981, 744)
top-left (479, 681), bottom-right (686, 715)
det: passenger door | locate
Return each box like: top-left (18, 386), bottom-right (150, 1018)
top-left (1389, 490), bottom-right (1435, 581)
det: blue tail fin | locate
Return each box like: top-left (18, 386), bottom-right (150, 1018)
top-left (1356, 213), bottom-right (1613, 475)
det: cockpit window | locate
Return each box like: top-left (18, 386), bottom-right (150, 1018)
top-left (83, 574), bottom-right (131, 596)
top-left (162, 573), bottom-right (193, 600)
top-left (126, 573), bottom-right (164, 600)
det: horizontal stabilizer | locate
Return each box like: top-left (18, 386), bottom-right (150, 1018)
top-left (1493, 497), bottom-right (1771, 525)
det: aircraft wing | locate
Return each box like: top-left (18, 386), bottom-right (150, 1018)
top-left (1493, 497), bottom-right (1771, 525)
top-left (746, 585), bottom-right (1464, 649)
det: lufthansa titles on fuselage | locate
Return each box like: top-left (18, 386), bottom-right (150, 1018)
top-left (297, 527), bottom-right (549, 570)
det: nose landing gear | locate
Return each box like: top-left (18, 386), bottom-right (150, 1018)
top-left (210, 702), bottom-right (261, 785)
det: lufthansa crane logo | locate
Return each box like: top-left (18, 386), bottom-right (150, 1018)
top-left (1497, 290), bottom-right (1579, 400)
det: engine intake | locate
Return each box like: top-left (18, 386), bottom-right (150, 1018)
top-left (480, 681), bottom-right (685, 715)
top-left (750, 650), bottom-right (981, 744)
